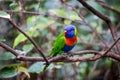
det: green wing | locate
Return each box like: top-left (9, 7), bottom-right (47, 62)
top-left (50, 32), bottom-right (65, 56)
top-left (43, 33), bottom-right (65, 71)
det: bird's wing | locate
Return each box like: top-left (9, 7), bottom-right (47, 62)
top-left (50, 32), bottom-right (65, 56)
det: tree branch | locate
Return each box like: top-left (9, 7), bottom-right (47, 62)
top-left (0, 42), bottom-right (18, 57)
top-left (62, 0), bottom-right (109, 48)
top-left (77, 0), bottom-right (120, 53)
top-left (3, 10), bottom-right (40, 15)
top-left (1, 42), bottom-right (120, 63)
top-left (8, 18), bottom-right (49, 65)
top-left (77, 0), bottom-right (110, 23)
top-left (17, 51), bottom-right (120, 62)
top-left (0, 1), bottom-right (120, 65)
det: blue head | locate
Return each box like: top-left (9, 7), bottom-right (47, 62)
top-left (64, 25), bottom-right (75, 38)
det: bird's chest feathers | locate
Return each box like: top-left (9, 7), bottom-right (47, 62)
top-left (65, 36), bottom-right (77, 46)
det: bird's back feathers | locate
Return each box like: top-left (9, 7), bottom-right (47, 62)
top-left (50, 32), bottom-right (65, 56)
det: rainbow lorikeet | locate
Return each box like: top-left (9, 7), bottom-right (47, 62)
top-left (43, 25), bottom-right (78, 71)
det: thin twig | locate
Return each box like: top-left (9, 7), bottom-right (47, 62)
top-left (3, 10), bottom-right (40, 15)
top-left (19, 0), bottom-right (27, 27)
top-left (115, 22), bottom-right (120, 31)
top-left (103, 38), bottom-right (120, 56)
top-left (96, 0), bottom-right (120, 15)
top-left (78, 41), bottom-right (106, 47)
top-left (91, 59), bottom-right (100, 72)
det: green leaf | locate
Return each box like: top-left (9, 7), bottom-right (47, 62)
top-left (49, 64), bottom-right (59, 69)
top-left (30, 53), bottom-right (40, 57)
top-left (9, 2), bottom-right (18, 9)
top-left (14, 16), bottom-right (54, 48)
top-left (15, 50), bottom-right (25, 55)
top-left (13, 28), bottom-right (35, 48)
top-left (79, 63), bottom-right (87, 75)
top-left (0, 52), bottom-right (15, 60)
top-left (0, 36), bottom-right (5, 41)
top-left (13, 31), bottom-right (33, 48)
top-left (28, 62), bottom-right (44, 73)
top-left (49, 9), bottom-right (66, 18)
top-left (0, 66), bottom-right (17, 78)
top-left (27, 16), bottom-right (36, 28)
top-left (64, 20), bottom-right (72, 25)
top-left (96, 26), bottom-right (103, 34)
top-left (18, 66), bottom-right (30, 78)
top-left (13, 34), bottom-right (27, 48)
top-left (106, 59), bottom-right (112, 67)
top-left (8, 63), bottom-right (24, 68)
top-left (0, 11), bottom-right (10, 19)
top-left (23, 44), bottom-right (34, 54)
top-left (32, 16), bottom-right (55, 30)
top-left (49, 9), bottom-right (81, 21)
top-left (69, 12), bottom-right (81, 20)
top-left (87, 1), bottom-right (104, 13)
top-left (80, 34), bottom-right (92, 42)
top-left (27, 16), bottom-right (54, 30)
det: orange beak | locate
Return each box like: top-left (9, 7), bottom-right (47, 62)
top-left (64, 30), bottom-right (67, 34)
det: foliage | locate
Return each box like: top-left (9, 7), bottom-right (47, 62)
top-left (0, 11), bottom-right (10, 19)
top-left (0, 0), bottom-right (120, 80)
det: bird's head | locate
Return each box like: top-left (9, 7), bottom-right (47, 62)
top-left (64, 25), bottom-right (75, 38)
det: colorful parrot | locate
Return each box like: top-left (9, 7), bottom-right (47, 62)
top-left (43, 25), bottom-right (78, 71)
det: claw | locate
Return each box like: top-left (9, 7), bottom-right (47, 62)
top-left (68, 51), bottom-right (74, 57)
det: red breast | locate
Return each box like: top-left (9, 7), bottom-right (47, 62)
top-left (65, 36), bottom-right (77, 46)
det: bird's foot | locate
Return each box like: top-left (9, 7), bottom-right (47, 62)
top-left (68, 51), bottom-right (74, 57)
top-left (62, 53), bottom-right (68, 58)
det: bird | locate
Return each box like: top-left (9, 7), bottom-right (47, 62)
top-left (43, 25), bottom-right (78, 71)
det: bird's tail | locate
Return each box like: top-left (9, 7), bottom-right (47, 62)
top-left (43, 52), bottom-right (57, 71)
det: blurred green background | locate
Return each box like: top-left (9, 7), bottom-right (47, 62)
top-left (0, 0), bottom-right (120, 80)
